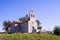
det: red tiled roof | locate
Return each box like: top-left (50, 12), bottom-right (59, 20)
top-left (13, 20), bottom-right (29, 24)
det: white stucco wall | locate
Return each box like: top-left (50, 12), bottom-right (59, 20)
top-left (28, 20), bottom-right (37, 33)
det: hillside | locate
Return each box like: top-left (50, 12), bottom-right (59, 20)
top-left (0, 33), bottom-right (60, 40)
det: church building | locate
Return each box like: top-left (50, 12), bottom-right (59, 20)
top-left (10, 9), bottom-right (38, 33)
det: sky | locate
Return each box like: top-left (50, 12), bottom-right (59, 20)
top-left (0, 0), bottom-right (60, 32)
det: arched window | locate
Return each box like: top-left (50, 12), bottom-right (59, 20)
top-left (31, 14), bottom-right (35, 17)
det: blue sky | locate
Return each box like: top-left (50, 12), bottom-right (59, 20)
top-left (0, 0), bottom-right (60, 32)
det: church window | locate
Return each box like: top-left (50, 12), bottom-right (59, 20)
top-left (31, 14), bottom-right (35, 17)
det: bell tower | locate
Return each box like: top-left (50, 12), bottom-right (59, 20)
top-left (28, 8), bottom-right (38, 33)
top-left (29, 8), bottom-right (35, 21)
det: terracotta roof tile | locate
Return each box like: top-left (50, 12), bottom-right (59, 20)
top-left (13, 20), bottom-right (29, 24)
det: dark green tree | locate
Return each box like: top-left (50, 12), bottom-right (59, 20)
top-left (36, 20), bottom-right (41, 26)
top-left (36, 20), bottom-right (42, 32)
top-left (54, 25), bottom-right (60, 35)
top-left (3, 20), bottom-right (12, 33)
top-left (38, 26), bottom-right (42, 30)
top-left (19, 15), bottom-right (29, 21)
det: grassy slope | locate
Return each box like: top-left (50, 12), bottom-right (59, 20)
top-left (0, 33), bottom-right (60, 40)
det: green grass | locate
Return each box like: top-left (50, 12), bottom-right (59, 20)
top-left (0, 33), bottom-right (60, 40)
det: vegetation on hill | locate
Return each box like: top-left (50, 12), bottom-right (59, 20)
top-left (0, 33), bottom-right (60, 40)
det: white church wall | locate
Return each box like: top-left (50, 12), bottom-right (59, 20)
top-left (28, 20), bottom-right (38, 33)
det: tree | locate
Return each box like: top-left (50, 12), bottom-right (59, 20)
top-left (3, 20), bottom-right (12, 33)
top-left (36, 20), bottom-right (42, 33)
top-left (54, 25), bottom-right (60, 35)
top-left (36, 20), bottom-right (41, 26)
top-left (38, 26), bottom-right (42, 30)
top-left (19, 15), bottom-right (29, 21)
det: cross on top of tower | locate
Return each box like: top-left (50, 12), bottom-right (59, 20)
top-left (30, 8), bottom-right (34, 13)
